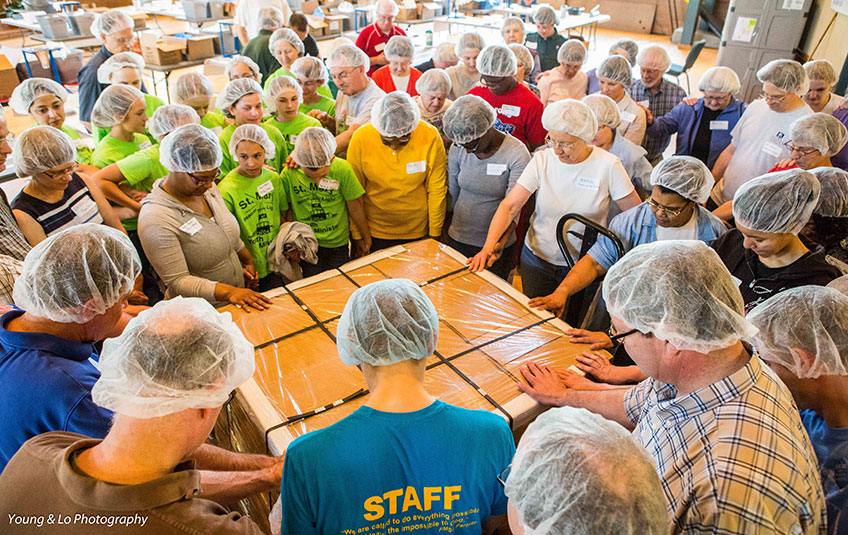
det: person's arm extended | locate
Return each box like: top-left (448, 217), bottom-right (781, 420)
top-left (614, 190), bottom-right (641, 212)
top-left (347, 196), bottom-right (371, 256)
top-left (713, 200), bottom-right (733, 221)
top-left (527, 254), bottom-right (606, 314)
top-left (711, 144), bottom-right (735, 182)
top-left (468, 184), bottom-right (533, 271)
top-left (334, 124), bottom-right (359, 154)
top-left (191, 443), bottom-right (283, 503)
top-left (92, 164), bottom-right (140, 212)
top-left (426, 139), bottom-right (448, 237)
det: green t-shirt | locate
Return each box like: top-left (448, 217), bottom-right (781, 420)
top-left (281, 158), bottom-right (364, 248)
top-left (59, 124), bottom-right (94, 166)
top-left (219, 123), bottom-right (289, 176)
top-left (114, 144), bottom-right (168, 231)
top-left (299, 95), bottom-right (336, 119)
top-left (91, 133), bottom-right (151, 168)
top-left (264, 68), bottom-right (334, 99)
top-left (264, 114), bottom-right (322, 155)
top-left (218, 167), bottom-right (288, 278)
top-left (93, 93), bottom-right (164, 144)
top-left (201, 110), bottom-right (228, 133)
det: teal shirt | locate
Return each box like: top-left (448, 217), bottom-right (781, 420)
top-left (525, 32), bottom-right (566, 73)
top-left (218, 123), bottom-right (289, 176)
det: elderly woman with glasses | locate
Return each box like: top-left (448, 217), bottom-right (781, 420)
top-left (138, 124), bottom-right (272, 311)
top-left (470, 99), bottom-right (640, 299)
top-left (770, 113), bottom-right (848, 172)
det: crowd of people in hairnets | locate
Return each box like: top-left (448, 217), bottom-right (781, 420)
top-left (1, 1), bottom-right (848, 534)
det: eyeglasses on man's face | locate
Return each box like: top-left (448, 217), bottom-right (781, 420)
top-left (784, 141), bottom-right (818, 155)
top-left (608, 324), bottom-right (639, 343)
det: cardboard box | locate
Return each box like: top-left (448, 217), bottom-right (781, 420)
top-left (165, 33), bottom-right (216, 60)
top-left (304, 15), bottom-right (327, 36)
top-left (420, 2), bottom-right (442, 18)
top-left (140, 30), bottom-right (184, 66)
top-left (395, 0), bottom-right (418, 21)
top-left (0, 55), bottom-right (19, 101)
top-left (324, 14), bottom-right (346, 34)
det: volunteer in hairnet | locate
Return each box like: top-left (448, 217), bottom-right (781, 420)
top-left (138, 124), bottom-right (274, 311)
top-left (771, 113), bottom-right (848, 172)
top-left (445, 32), bottom-right (485, 100)
top-left (264, 28), bottom-right (308, 89)
top-left (468, 44), bottom-right (546, 150)
top-left (501, 17), bottom-right (541, 83)
top-left (803, 60), bottom-right (842, 114)
top-left (645, 66), bottom-right (746, 169)
top-left (748, 286), bottom-right (848, 531)
top-left (711, 169), bottom-right (840, 312)
top-left (524, 5), bottom-right (565, 72)
top-left (225, 54), bottom-right (262, 82)
top-left (347, 92), bottom-right (446, 252)
top-left (94, 51), bottom-right (164, 143)
top-left (371, 36), bottom-right (421, 96)
top-left (508, 44), bottom-right (540, 97)
top-left (801, 167), bottom-right (848, 270)
top-left (279, 279), bottom-right (515, 535)
top-left (414, 69), bottom-right (453, 141)
top-left (585, 38), bottom-right (638, 95)
top-left (0, 298), bottom-right (267, 533)
top-left (291, 56), bottom-right (336, 118)
top-left (173, 72), bottom-right (228, 132)
top-left (528, 155), bottom-right (726, 314)
top-left (414, 41), bottom-right (459, 73)
top-left (89, 84), bottom-right (150, 168)
top-left (242, 7), bottom-right (286, 84)
top-left (443, 95), bottom-right (530, 279)
top-left (596, 55), bottom-right (647, 145)
top-left (517, 239), bottom-right (826, 533)
top-left (469, 99), bottom-right (640, 299)
top-left (505, 407), bottom-right (667, 535)
top-left (537, 39), bottom-right (589, 105)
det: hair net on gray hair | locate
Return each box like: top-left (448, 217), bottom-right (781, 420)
top-left (757, 59), bottom-right (809, 95)
top-left (501, 16), bottom-right (524, 35)
top-left (603, 240), bottom-right (758, 353)
top-left (789, 113), bottom-right (848, 157)
top-left (90, 84), bottom-right (144, 129)
top-left (476, 44), bottom-right (517, 77)
top-left (733, 169), bottom-right (820, 235)
top-left (509, 44), bottom-right (533, 75)
top-left (337, 279), bottom-right (438, 366)
top-left (810, 167), bottom-right (848, 218)
top-left (533, 5), bottom-right (558, 25)
top-left (229, 124), bottom-right (276, 162)
top-left (698, 66), bottom-right (741, 94)
top-left (443, 95), bottom-right (495, 144)
top-left (636, 45), bottom-right (671, 72)
top-left (13, 224), bottom-right (140, 323)
top-left (173, 72), bottom-right (215, 105)
top-left (269, 28), bottom-right (304, 57)
top-left (92, 297), bottom-right (255, 418)
top-left (748, 286), bottom-right (848, 378)
top-left (371, 91), bottom-right (421, 138)
top-left (291, 56), bottom-right (329, 84)
top-left (416, 68), bottom-right (451, 95)
top-left (14, 125), bottom-right (77, 178)
top-left (9, 77), bottom-right (67, 115)
top-left (558, 39), bottom-right (587, 65)
top-left (258, 6), bottom-right (285, 31)
top-left (432, 42), bottom-right (458, 64)
top-left (291, 127), bottom-right (336, 168)
top-left (216, 78), bottom-right (263, 112)
top-left (455, 32), bottom-right (485, 57)
top-left (224, 55), bottom-right (260, 79)
top-left (385, 35), bottom-right (414, 61)
top-left (327, 44), bottom-right (369, 69)
top-left (829, 275), bottom-right (848, 296)
top-left (375, 0), bottom-right (400, 16)
top-left (96, 51), bottom-right (144, 84)
top-left (505, 407), bottom-right (667, 535)
top-left (582, 94), bottom-right (620, 129)
top-left (148, 104), bottom-right (200, 140)
top-left (541, 99), bottom-right (597, 143)
top-left (596, 55), bottom-right (632, 87)
top-left (608, 38), bottom-right (638, 66)
top-left (804, 59), bottom-right (837, 86)
top-left (650, 155), bottom-right (715, 204)
top-left (159, 124), bottom-right (223, 173)
top-left (90, 9), bottom-right (133, 40)
top-left (264, 75), bottom-right (303, 107)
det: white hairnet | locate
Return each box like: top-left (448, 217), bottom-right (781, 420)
top-left (258, 7), bottom-right (285, 31)
top-left (829, 275), bottom-right (848, 296)
top-left (608, 38), bottom-right (638, 66)
top-left (582, 94), bottom-right (620, 129)
top-left (508, 44), bottom-right (533, 74)
top-left (337, 279), bottom-right (439, 366)
top-left (291, 126), bottom-right (336, 168)
top-left (597, 55), bottom-right (632, 87)
top-left (96, 51), bottom-right (144, 84)
top-left (269, 28), bottom-right (304, 56)
top-left (326, 44), bottom-right (368, 69)
top-left (174, 72), bottom-right (214, 104)
top-left (229, 124), bottom-right (276, 162)
top-left (90, 84), bottom-right (144, 129)
top-left (92, 297), bottom-right (255, 418)
top-left (533, 5), bottom-right (558, 25)
top-left (650, 155), bottom-right (715, 204)
top-left (636, 45), bottom-right (671, 72)
top-left (698, 66), bottom-right (741, 94)
top-left (385, 35), bottom-right (414, 61)
top-left (733, 169), bottom-right (820, 235)
top-left (757, 59), bottom-right (809, 95)
top-left (216, 78), bottom-right (263, 112)
top-left (477, 44), bottom-right (517, 77)
top-left (810, 167), bottom-right (848, 217)
top-left (505, 407), bottom-right (667, 535)
top-left (14, 125), bottom-right (76, 177)
top-left (159, 124), bottom-right (223, 173)
top-left (790, 113), bottom-right (848, 157)
top-left (371, 91), bottom-right (421, 138)
top-left (375, 0), bottom-right (399, 16)
top-left (9, 77), bottom-right (66, 115)
top-left (90, 9), bottom-right (133, 40)
top-left (603, 240), bottom-right (758, 353)
top-left (558, 39), bottom-right (587, 65)
top-left (455, 32), bottom-right (484, 56)
top-left (443, 95), bottom-right (495, 144)
top-left (148, 104), bottom-right (200, 140)
top-left (749, 286), bottom-right (848, 378)
top-left (264, 75), bottom-right (303, 107)
top-left (416, 68), bottom-right (451, 95)
top-left (541, 99), bottom-right (597, 143)
top-left (13, 224), bottom-right (140, 323)
top-left (433, 42), bottom-right (458, 64)
top-left (224, 55), bottom-right (260, 79)
top-left (804, 59), bottom-right (836, 86)
top-left (501, 16), bottom-right (524, 34)
top-left (291, 56), bottom-right (329, 83)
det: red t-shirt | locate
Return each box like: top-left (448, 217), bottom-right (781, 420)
top-left (468, 84), bottom-right (546, 148)
top-left (355, 23), bottom-right (407, 76)
top-left (371, 66), bottom-right (422, 96)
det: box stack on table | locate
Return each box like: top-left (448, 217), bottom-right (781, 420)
top-left (139, 29), bottom-right (217, 65)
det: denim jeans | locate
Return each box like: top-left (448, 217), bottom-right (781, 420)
top-left (519, 245), bottom-right (571, 299)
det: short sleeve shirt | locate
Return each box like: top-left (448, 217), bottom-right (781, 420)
top-left (91, 133), bottom-right (151, 168)
top-left (115, 144), bottom-right (168, 231)
top-left (264, 113), bottom-right (323, 155)
top-left (467, 84), bottom-right (546, 148)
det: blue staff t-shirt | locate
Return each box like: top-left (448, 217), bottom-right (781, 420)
top-left (801, 409), bottom-right (848, 532)
top-left (281, 400), bottom-right (514, 535)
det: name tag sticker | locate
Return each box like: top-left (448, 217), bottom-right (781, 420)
top-left (710, 120), bottom-right (729, 130)
top-left (211, 126), bottom-right (223, 136)
top-left (291, 134), bottom-right (298, 146)
top-left (500, 104), bottom-right (521, 117)
top-left (319, 178), bottom-right (340, 190)
top-left (179, 217), bottom-right (203, 236)
top-left (139, 140), bottom-right (153, 150)
top-left (731, 275), bottom-right (742, 287)
top-left (619, 111), bottom-right (636, 123)
top-left (762, 141), bottom-right (782, 157)
top-left (375, 42), bottom-right (386, 52)
top-left (407, 160), bottom-right (426, 174)
top-left (575, 176), bottom-right (599, 190)
top-left (637, 99), bottom-right (650, 107)
top-left (487, 163), bottom-right (507, 175)
top-left (71, 196), bottom-right (98, 219)
top-left (75, 138), bottom-right (94, 150)
top-left (525, 41), bottom-right (537, 49)
top-left (257, 180), bottom-right (274, 197)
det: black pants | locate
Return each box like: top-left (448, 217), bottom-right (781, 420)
top-left (257, 273), bottom-right (284, 292)
top-left (445, 237), bottom-right (514, 280)
top-left (128, 229), bottom-right (163, 304)
top-left (370, 236), bottom-right (425, 253)
top-left (301, 244), bottom-right (351, 278)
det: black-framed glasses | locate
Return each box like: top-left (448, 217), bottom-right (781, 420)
top-left (608, 324), bottom-right (639, 343)
top-left (43, 162), bottom-right (79, 179)
top-left (647, 198), bottom-right (689, 217)
top-left (188, 168), bottom-right (220, 185)
top-left (226, 389), bottom-right (237, 405)
top-left (784, 141), bottom-right (818, 155)
top-left (497, 464), bottom-right (511, 487)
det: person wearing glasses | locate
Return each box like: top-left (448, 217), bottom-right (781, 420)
top-left (711, 169), bottom-right (840, 313)
top-left (308, 45), bottom-right (386, 156)
top-left (355, 0), bottom-right (407, 77)
top-left (469, 99), bottom-right (640, 299)
top-left (802, 167), bottom-right (848, 272)
top-left (225, 55), bottom-right (262, 83)
top-left (278, 279), bottom-right (514, 535)
top-left (139, 124), bottom-right (273, 311)
top-left (524, 5), bottom-right (565, 73)
top-left (769, 113), bottom-right (848, 172)
top-left (712, 60), bottom-right (812, 217)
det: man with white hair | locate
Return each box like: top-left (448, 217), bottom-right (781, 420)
top-left (233, 0), bottom-right (291, 50)
top-left (414, 41), bottom-right (459, 73)
top-left (518, 240), bottom-right (827, 533)
top-left (355, 0), bottom-right (407, 76)
top-left (242, 7), bottom-right (286, 84)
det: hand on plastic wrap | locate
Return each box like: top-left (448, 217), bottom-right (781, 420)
top-left (528, 289), bottom-right (568, 316)
top-left (227, 287), bottom-right (272, 312)
top-left (518, 361), bottom-right (568, 406)
top-left (467, 244), bottom-right (502, 273)
top-left (555, 367), bottom-right (601, 390)
top-left (575, 351), bottom-right (617, 382)
top-left (565, 328), bottom-right (613, 350)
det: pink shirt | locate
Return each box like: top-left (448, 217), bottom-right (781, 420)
top-left (538, 68), bottom-right (589, 106)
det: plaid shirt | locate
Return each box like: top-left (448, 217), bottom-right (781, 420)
top-left (625, 352), bottom-right (826, 535)
top-left (631, 78), bottom-right (687, 161)
top-left (0, 190), bottom-right (30, 262)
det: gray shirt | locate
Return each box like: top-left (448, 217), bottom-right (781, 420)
top-left (448, 134), bottom-right (530, 247)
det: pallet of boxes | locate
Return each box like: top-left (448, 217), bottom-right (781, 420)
top-left (139, 30), bottom-right (218, 66)
top-left (301, 0), bottom-right (347, 38)
top-left (394, 0), bottom-right (444, 21)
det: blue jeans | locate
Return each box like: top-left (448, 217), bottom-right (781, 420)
top-left (519, 245), bottom-right (570, 299)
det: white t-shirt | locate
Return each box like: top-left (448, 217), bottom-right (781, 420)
top-left (823, 93), bottom-right (843, 115)
top-left (234, 0), bottom-right (292, 41)
top-left (655, 210), bottom-right (698, 241)
top-left (390, 73), bottom-right (410, 93)
top-left (723, 99), bottom-right (811, 202)
top-left (517, 146), bottom-right (634, 265)
top-left (335, 80), bottom-right (386, 134)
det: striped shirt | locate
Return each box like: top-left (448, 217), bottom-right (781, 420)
top-left (11, 174), bottom-right (103, 237)
top-left (630, 78), bottom-right (687, 162)
top-left (624, 352), bottom-right (827, 534)
top-left (0, 190), bottom-right (31, 261)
